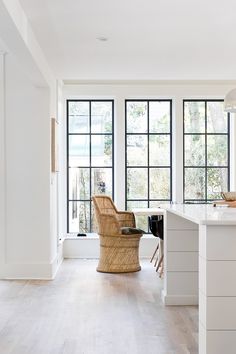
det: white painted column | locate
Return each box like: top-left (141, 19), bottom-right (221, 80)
top-left (0, 51), bottom-right (6, 278)
top-left (114, 96), bottom-right (126, 210)
top-left (172, 96), bottom-right (184, 203)
top-left (199, 224), bottom-right (236, 354)
top-left (163, 211), bottom-right (199, 305)
top-left (230, 115), bottom-right (236, 190)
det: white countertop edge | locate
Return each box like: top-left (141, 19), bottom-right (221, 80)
top-left (165, 208), bottom-right (200, 224)
top-left (132, 208), bottom-right (166, 215)
top-left (132, 204), bottom-right (236, 225)
top-left (165, 205), bottom-right (236, 225)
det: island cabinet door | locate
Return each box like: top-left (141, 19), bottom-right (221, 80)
top-left (199, 224), bottom-right (236, 354)
top-left (163, 211), bottom-right (198, 306)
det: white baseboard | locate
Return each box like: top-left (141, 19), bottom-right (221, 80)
top-left (1, 236), bottom-right (156, 279)
top-left (161, 290), bottom-right (198, 305)
top-left (3, 263), bottom-right (55, 280)
top-left (63, 235), bottom-right (157, 259)
top-left (64, 237), bottom-right (100, 258)
top-left (3, 244), bottom-right (64, 280)
top-left (51, 242), bottom-right (64, 279)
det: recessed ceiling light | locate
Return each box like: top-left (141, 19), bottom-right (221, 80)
top-left (96, 36), bottom-right (108, 42)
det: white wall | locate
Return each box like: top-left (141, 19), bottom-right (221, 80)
top-left (0, 55), bottom-right (62, 279)
top-left (0, 0), bottom-right (62, 279)
top-left (0, 0), bottom-right (54, 87)
top-left (1, 53), bottom-right (52, 278)
top-left (57, 80), bottom-right (67, 240)
top-left (0, 51), bottom-right (6, 278)
top-left (63, 235), bottom-right (157, 259)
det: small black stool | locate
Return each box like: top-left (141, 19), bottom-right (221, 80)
top-left (148, 215), bottom-right (164, 275)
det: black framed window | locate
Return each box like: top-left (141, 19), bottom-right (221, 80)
top-left (67, 100), bottom-right (114, 233)
top-left (183, 100), bottom-right (230, 203)
top-left (125, 100), bottom-right (172, 231)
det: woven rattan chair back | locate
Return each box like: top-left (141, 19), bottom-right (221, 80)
top-left (93, 195), bottom-right (117, 216)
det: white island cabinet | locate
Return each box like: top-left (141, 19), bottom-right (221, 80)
top-left (163, 204), bottom-right (236, 354)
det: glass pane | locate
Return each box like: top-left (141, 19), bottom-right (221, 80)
top-left (149, 201), bottom-right (167, 207)
top-left (91, 135), bottom-right (112, 166)
top-left (207, 102), bottom-right (228, 133)
top-left (149, 135), bottom-right (170, 166)
top-left (91, 204), bottom-right (98, 233)
top-left (69, 135), bottom-right (90, 167)
top-left (127, 201), bottom-right (148, 210)
top-left (91, 101), bottom-right (112, 133)
top-left (149, 168), bottom-right (170, 199)
top-left (127, 201), bottom-right (148, 232)
top-left (185, 135), bottom-right (205, 166)
top-left (207, 168), bottom-right (228, 200)
top-left (68, 201), bottom-right (90, 233)
top-left (69, 168), bottom-right (90, 200)
top-left (127, 135), bottom-right (147, 166)
top-left (68, 101), bottom-right (89, 133)
top-left (185, 168), bottom-right (205, 200)
top-left (184, 101), bottom-right (205, 133)
top-left (91, 168), bottom-right (112, 196)
top-left (127, 168), bottom-right (148, 199)
top-left (207, 135), bottom-right (228, 166)
top-left (126, 101), bottom-right (147, 133)
top-left (149, 101), bottom-right (170, 133)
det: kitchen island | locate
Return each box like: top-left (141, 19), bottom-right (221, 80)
top-left (163, 203), bottom-right (236, 354)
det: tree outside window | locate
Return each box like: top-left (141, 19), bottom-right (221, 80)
top-left (67, 100), bottom-right (114, 233)
top-left (125, 100), bottom-right (172, 231)
top-left (183, 100), bottom-right (230, 203)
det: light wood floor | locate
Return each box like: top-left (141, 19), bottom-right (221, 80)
top-left (0, 260), bottom-right (198, 354)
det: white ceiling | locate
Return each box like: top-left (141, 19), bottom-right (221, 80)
top-left (19, 0), bottom-right (236, 81)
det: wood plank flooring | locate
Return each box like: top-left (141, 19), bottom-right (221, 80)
top-left (0, 260), bottom-right (198, 354)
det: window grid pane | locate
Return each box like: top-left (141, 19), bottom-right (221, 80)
top-left (125, 100), bottom-right (172, 211)
top-left (183, 100), bottom-right (230, 203)
top-left (67, 100), bottom-right (114, 233)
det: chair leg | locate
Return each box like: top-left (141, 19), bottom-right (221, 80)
top-left (156, 254), bottom-right (164, 273)
top-left (154, 250), bottom-right (159, 267)
top-left (159, 263), bottom-right (164, 278)
top-left (158, 260), bottom-right (164, 278)
top-left (150, 243), bottom-right (159, 263)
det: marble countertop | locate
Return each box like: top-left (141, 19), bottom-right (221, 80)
top-left (165, 203), bottom-right (236, 225)
top-left (132, 208), bottom-right (166, 215)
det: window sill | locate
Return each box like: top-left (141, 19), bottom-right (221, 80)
top-left (66, 233), bottom-right (99, 240)
top-left (66, 233), bottom-right (154, 239)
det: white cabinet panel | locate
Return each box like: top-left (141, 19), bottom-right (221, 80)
top-left (207, 260), bottom-right (236, 296)
top-left (166, 272), bottom-right (198, 295)
top-left (167, 251), bottom-right (198, 271)
top-left (206, 297), bottom-right (236, 330)
top-left (200, 225), bottom-right (236, 260)
top-left (167, 212), bottom-right (198, 230)
top-left (166, 230), bottom-right (198, 251)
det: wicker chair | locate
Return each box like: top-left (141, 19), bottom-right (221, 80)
top-left (92, 195), bottom-right (143, 273)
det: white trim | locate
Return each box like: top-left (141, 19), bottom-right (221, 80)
top-left (172, 96), bottom-right (183, 203)
top-left (51, 242), bottom-right (64, 279)
top-left (3, 251), bottom-right (64, 280)
top-left (230, 115), bottom-right (236, 190)
top-left (63, 80), bottom-right (236, 86)
top-left (0, 52), bottom-right (6, 278)
top-left (63, 237), bottom-right (157, 259)
top-left (4, 262), bottom-right (54, 280)
top-left (0, 0), bottom-right (54, 87)
top-left (114, 96), bottom-right (126, 209)
top-left (161, 291), bottom-right (198, 305)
